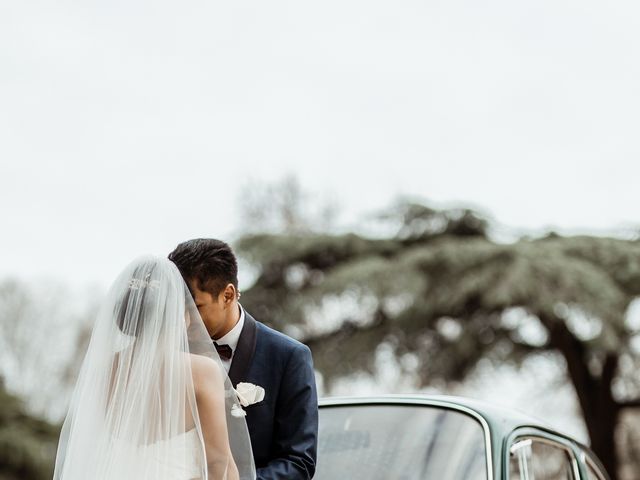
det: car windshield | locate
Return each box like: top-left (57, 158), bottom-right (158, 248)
top-left (316, 404), bottom-right (489, 480)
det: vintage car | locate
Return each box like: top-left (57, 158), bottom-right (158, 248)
top-left (315, 395), bottom-right (610, 480)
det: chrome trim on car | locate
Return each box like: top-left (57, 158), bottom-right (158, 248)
top-left (509, 438), bottom-right (532, 454)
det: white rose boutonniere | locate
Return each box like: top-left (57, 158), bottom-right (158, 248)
top-left (231, 383), bottom-right (265, 417)
top-left (236, 382), bottom-right (265, 407)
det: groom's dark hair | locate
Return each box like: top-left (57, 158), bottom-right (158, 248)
top-left (169, 238), bottom-right (239, 296)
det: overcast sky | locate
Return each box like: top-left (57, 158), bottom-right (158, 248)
top-left (2, 0), bottom-right (640, 287)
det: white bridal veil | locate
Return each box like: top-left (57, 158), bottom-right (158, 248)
top-left (53, 256), bottom-right (255, 480)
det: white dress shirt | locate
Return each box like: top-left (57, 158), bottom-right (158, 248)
top-left (215, 304), bottom-right (245, 373)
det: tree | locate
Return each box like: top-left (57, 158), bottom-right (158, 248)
top-left (237, 202), bottom-right (640, 480)
top-left (0, 379), bottom-right (59, 480)
top-left (238, 174), bottom-right (339, 235)
top-left (0, 279), bottom-right (94, 421)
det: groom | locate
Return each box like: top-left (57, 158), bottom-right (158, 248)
top-left (169, 239), bottom-right (318, 480)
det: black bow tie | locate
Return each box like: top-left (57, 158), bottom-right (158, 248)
top-left (213, 342), bottom-right (233, 360)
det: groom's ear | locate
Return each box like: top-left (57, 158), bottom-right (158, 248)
top-left (221, 283), bottom-right (237, 306)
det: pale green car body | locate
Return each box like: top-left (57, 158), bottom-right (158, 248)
top-left (316, 395), bottom-right (610, 480)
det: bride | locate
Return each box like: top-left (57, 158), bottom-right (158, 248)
top-left (53, 256), bottom-right (255, 480)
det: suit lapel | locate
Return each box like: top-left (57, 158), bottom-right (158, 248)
top-left (229, 311), bottom-right (258, 386)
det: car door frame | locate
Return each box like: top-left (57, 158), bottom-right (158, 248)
top-left (503, 427), bottom-right (584, 480)
top-left (577, 445), bottom-right (611, 480)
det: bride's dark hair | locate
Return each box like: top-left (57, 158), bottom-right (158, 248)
top-left (114, 263), bottom-right (158, 337)
top-left (168, 238), bottom-right (238, 296)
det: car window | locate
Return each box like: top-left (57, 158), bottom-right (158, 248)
top-left (509, 437), bottom-right (577, 480)
top-left (316, 405), bottom-right (488, 480)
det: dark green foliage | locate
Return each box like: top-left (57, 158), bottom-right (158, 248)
top-left (239, 233), bottom-right (638, 383)
top-left (0, 383), bottom-right (59, 480)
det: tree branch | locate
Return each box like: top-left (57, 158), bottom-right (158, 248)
top-left (617, 399), bottom-right (640, 409)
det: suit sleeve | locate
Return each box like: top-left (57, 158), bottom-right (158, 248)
top-left (256, 344), bottom-right (318, 480)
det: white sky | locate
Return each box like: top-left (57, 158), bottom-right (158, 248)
top-left (2, 0), bottom-right (640, 287)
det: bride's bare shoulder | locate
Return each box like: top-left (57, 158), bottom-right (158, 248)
top-left (188, 353), bottom-right (224, 386)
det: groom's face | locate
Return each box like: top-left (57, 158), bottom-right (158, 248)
top-left (190, 281), bottom-right (233, 340)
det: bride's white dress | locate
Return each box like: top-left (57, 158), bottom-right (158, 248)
top-left (110, 429), bottom-right (203, 480)
top-left (53, 257), bottom-right (255, 480)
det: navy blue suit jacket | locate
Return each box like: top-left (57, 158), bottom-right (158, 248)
top-left (229, 311), bottom-right (318, 480)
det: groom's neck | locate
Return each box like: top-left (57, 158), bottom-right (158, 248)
top-left (218, 302), bottom-right (241, 338)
